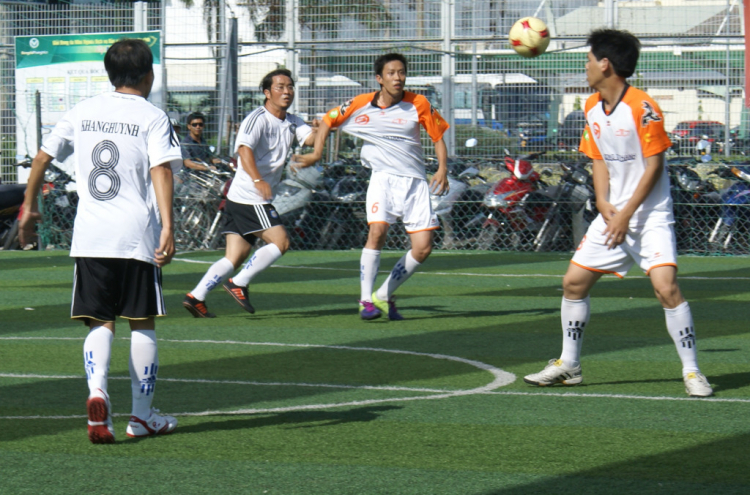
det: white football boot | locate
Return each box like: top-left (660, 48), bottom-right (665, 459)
top-left (523, 358), bottom-right (583, 386)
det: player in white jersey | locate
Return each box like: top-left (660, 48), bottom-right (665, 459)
top-left (294, 53), bottom-right (449, 321)
top-left (183, 69), bottom-right (316, 318)
top-left (19, 39), bottom-right (182, 443)
top-left (523, 29), bottom-right (713, 397)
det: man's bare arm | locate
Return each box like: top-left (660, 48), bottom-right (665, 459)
top-left (18, 150), bottom-right (54, 246)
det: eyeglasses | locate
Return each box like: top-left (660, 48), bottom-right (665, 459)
top-left (190, 122), bottom-right (205, 127)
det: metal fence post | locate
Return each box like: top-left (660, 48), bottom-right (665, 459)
top-left (442, 0), bottom-right (455, 155)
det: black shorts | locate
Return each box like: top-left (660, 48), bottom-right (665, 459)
top-left (72, 257), bottom-right (165, 325)
top-left (221, 199), bottom-right (282, 242)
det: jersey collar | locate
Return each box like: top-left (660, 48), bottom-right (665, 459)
top-left (600, 83), bottom-right (630, 116)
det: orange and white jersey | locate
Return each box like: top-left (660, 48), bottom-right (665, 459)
top-left (323, 91), bottom-right (449, 180)
top-left (579, 85), bottom-right (673, 226)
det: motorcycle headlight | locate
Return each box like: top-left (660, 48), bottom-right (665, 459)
top-left (572, 169), bottom-right (588, 185)
top-left (44, 169), bottom-right (59, 183)
top-left (275, 183), bottom-right (301, 198)
top-left (484, 191), bottom-right (513, 208)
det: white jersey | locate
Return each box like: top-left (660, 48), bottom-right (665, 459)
top-left (41, 92), bottom-right (183, 265)
top-left (228, 106), bottom-right (312, 205)
top-left (322, 91), bottom-right (449, 180)
top-left (580, 86), bottom-right (673, 227)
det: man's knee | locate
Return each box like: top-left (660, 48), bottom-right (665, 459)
top-left (411, 244), bottom-right (431, 262)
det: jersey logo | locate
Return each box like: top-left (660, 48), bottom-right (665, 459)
top-left (614, 129), bottom-right (630, 137)
top-left (289, 123), bottom-right (297, 135)
top-left (641, 101), bottom-right (662, 127)
top-left (355, 115), bottom-right (369, 125)
top-left (328, 109), bottom-right (339, 119)
top-left (593, 122), bottom-right (601, 138)
top-left (391, 118), bottom-right (407, 125)
top-left (340, 99), bottom-right (353, 116)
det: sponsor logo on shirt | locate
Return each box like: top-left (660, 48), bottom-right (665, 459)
top-left (81, 120), bottom-right (140, 137)
top-left (583, 130), bottom-right (590, 141)
top-left (328, 109), bottom-right (339, 119)
top-left (391, 118), bottom-right (407, 125)
top-left (593, 122), bottom-right (601, 138)
top-left (614, 129), bottom-right (631, 137)
top-left (355, 115), bottom-right (370, 125)
top-left (603, 153), bottom-right (636, 162)
top-left (641, 101), bottom-right (662, 127)
top-left (340, 99), bottom-right (353, 116)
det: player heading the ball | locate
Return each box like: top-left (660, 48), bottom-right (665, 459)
top-left (523, 29), bottom-right (713, 398)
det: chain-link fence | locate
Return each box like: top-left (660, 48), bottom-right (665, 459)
top-left (1, 0), bottom-right (748, 254)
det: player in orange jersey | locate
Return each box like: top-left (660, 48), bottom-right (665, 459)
top-left (524, 29), bottom-right (712, 397)
top-left (295, 53), bottom-right (449, 320)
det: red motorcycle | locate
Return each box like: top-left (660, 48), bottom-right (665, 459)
top-left (476, 151), bottom-right (553, 250)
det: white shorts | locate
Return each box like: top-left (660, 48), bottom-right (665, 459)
top-left (366, 171), bottom-right (439, 233)
top-left (571, 214), bottom-right (678, 278)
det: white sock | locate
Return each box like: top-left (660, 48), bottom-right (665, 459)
top-left (376, 250), bottom-right (421, 301)
top-left (232, 243), bottom-right (283, 287)
top-left (360, 248), bottom-right (381, 301)
top-left (665, 301), bottom-right (700, 375)
top-left (129, 330), bottom-right (159, 421)
top-left (560, 296), bottom-right (589, 368)
top-left (83, 326), bottom-right (113, 396)
top-left (190, 257), bottom-right (235, 301)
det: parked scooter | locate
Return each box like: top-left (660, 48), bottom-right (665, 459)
top-left (532, 158), bottom-right (597, 252)
top-left (294, 158), bottom-right (369, 250)
top-left (667, 157), bottom-right (721, 253)
top-left (476, 151), bottom-right (553, 250)
top-left (0, 157), bottom-right (30, 250)
top-left (706, 161), bottom-right (750, 252)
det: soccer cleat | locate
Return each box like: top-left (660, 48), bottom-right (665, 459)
top-left (182, 293), bottom-right (216, 318)
top-left (126, 408), bottom-right (178, 438)
top-left (86, 388), bottom-right (115, 444)
top-left (523, 359), bottom-right (583, 386)
top-left (684, 372), bottom-right (713, 397)
top-left (371, 292), bottom-right (404, 321)
top-left (223, 278), bottom-right (255, 314)
top-left (359, 300), bottom-right (382, 320)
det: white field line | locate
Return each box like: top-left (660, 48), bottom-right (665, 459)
top-left (2, 337), bottom-right (749, 421)
top-left (173, 257), bottom-right (750, 280)
top-left (0, 372), bottom-right (448, 394)
top-left (0, 337), bottom-right (515, 420)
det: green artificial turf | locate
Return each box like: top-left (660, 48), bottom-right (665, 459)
top-left (2, 249), bottom-right (750, 494)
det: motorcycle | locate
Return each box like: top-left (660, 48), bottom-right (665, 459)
top-left (0, 158), bottom-right (30, 250)
top-left (0, 157), bottom-right (77, 251)
top-left (532, 158), bottom-right (597, 252)
top-left (429, 154), bottom-right (494, 250)
top-left (667, 157), bottom-right (721, 253)
top-left (273, 159), bottom-right (324, 249)
top-left (294, 158), bottom-right (369, 250)
top-left (706, 161), bottom-right (750, 253)
top-left (476, 151), bottom-right (554, 251)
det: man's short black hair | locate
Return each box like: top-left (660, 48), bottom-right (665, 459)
top-left (260, 68), bottom-right (294, 93)
top-left (187, 112), bottom-right (206, 125)
top-left (374, 53), bottom-right (408, 77)
top-left (104, 38), bottom-right (153, 88)
top-left (587, 29), bottom-right (641, 79)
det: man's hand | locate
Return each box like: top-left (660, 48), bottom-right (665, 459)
top-left (255, 180), bottom-right (273, 201)
top-left (596, 200), bottom-right (618, 225)
top-left (18, 208), bottom-right (41, 247)
top-left (429, 167), bottom-right (449, 195)
top-left (601, 208), bottom-right (630, 250)
top-left (291, 153), bottom-right (319, 171)
top-left (153, 228), bottom-right (175, 267)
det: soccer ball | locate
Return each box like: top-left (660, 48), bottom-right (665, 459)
top-left (509, 17), bottom-right (550, 58)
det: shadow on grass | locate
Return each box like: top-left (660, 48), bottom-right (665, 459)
top-left (171, 405), bottom-right (402, 437)
top-left (485, 432), bottom-right (750, 494)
